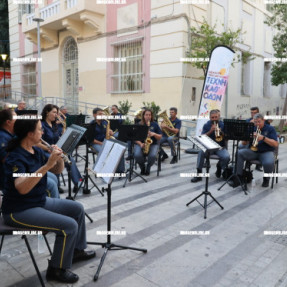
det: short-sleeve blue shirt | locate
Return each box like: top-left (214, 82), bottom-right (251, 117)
top-left (2, 146), bottom-right (47, 214)
top-left (140, 121), bottom-right (162, 145)
top-left (256, 124), bottom-right (277, 153)
top-left (42, 121), bottom-right (59, 145)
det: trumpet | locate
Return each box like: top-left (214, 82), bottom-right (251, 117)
top-left (250, 126), bottom-right (261, 151)
top-left (214, 121), bottom-right (223, 142)
top-left (40, 139), bottom-right (72, 165)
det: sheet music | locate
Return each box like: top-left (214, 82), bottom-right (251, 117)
top-left (93, 140), bottom-right (126, 184)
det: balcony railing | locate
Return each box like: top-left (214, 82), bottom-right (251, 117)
top-left (26, 13), bottom-right (35, 25)
top-left (40, 0), bottom-right (61, 20)
top-left (67, 0), bottom-right (78, 9)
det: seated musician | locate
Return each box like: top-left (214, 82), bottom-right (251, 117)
top-left (1, 119), bottom-right (95, 283)
top-left (229, 113), bottom-right (278, 188)
top-left (0, 109), bottom-right (59, 198)
top-left (134, 109), bottom-right (162, 176)
top-left (39, 104), bottom-right (82, 194)
top-left (160, 107), bottom-right (181, 164)
top-left (110, 105), bottom-right (123, 139)
top-left (89, 108), bottom-right (125, 174)
top-left (191, 109), bottom-right (230, 182)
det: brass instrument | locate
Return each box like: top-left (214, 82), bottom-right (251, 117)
top-left (102, 106), bottom-right (115, 140)
top-left (214, 121), bottom-right (223, 142)
top-left (40, 138), bottom-right (72, 165)
top-left (143, 121), bottom-right (153, 155)
top-left (56, 111), bottom-right (66, 133)
top-left (134, 109), bottom-right (143, 120)
top-left (250, 126), bottom-right (261, 151)
top-left (158, 110), bottom-right (176, 137)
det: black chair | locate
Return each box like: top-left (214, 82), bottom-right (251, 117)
top-left (244, 145), bottom-right (279, 189)
top-left (0, 194), bottom-right (52, 287)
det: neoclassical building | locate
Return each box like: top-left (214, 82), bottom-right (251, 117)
top-left (8, 0), bottom-right (286, 118)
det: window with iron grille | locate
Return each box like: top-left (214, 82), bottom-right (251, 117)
top-left (111, 41), bottom-right (143, 93)
top-left (22, 63), bottom-right (36, 95)
top-left (18, 4), bottom-right (34, 23)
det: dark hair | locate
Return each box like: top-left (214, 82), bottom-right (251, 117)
top-left (7, 119), bottom-right (39, 152)
top-left (112, 105), bottom-right (118, 109)
top-left (93, 108), bottom-right (103, 114)
top-left (0, 109), bottom-right (13, 128)
top-left (140, 109), bottom-right (154, 125)
top-left (170, 107), bottom-right (177, 113)
top-left (41, 104), bottom-right (59, 122)
top-left (250, 107), bottom-right (259, 112)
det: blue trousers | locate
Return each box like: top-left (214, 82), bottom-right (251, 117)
top-left (47, 171), bottom-right (60, 198)
top-left (197, 148), bottom-right (230, 170)
top-left (160, 135), bottom-right (177, 156)
top-left (134, 144), bottom-right (159, 167)
top-left (236, 149), bottom-right (275, 176)
top-left (3, 197), bottom-right (87, 269)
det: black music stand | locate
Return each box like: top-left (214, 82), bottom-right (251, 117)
top-left (186, 136), bottom-right (224, 219)
top-left (87, 140), bottom-right (147, 281)
top-left (218, 120), bottom-right (254, 195)
top-left (118, 125), bottom-right (149, 188)
top-left (56, 125), bottom-right (94, 222)
top-left (66, 114), bottom-right (86, 127)
top-left (72, 124), bottom-right (103, 197)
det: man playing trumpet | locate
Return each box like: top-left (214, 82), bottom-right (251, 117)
top-left (191, 110), bottom-right (230, 182)
top-left (229, 113), bottom-right (278, 188)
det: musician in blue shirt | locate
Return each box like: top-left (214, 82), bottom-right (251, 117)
top-left (0, 109), bottom-right (60, 198)
top-left (159, 107), bottom-right (181, 164)
top-left (191, 110), bottom-right (230, 182)
top-left (2, 119), bottom-right (95, 283)
top-left (40, 104), bottom-right (82, 194)
top-left (88, 108), bottom-right (125, 176)
top-left (134, 109), bottom-right (162, 176)
top-left (230, 113), bottom-right (278, 188)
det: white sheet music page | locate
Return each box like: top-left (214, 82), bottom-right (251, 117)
top-left (93, 140), bottom-right (126, 184)
top-left (94, 141), bottom-right (114, 174)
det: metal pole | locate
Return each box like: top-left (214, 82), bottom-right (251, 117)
top-left (33, 18), bottom-right (44, 111)
top-left (3, 58), bottom-right (6, 99)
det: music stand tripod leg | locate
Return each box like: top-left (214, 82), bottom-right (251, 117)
top-left (88, 185), bottom-right (147, 281)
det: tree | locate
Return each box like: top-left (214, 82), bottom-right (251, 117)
top-left (265, 5), bottom-right (287, 133)
top-left (186, 19), bottom-right (253, 76)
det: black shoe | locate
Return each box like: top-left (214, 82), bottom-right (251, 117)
top-left (256, 164), bottom-right (263, 171)
top-left (125, 155), bottom-right (132, 160)
top-left (72, 249), bottom-right (96, 263)
top-left (73, 185), bottom-right (78, 193)
top-left (191, 177), bottom-right (202, 183)
top-left (140, 164), bottom-right (146, 175)
top-left (46, 262), bottom-right (79, 283)
top-left (215, 163), bottom-right (221, 178)
top-left (83, 188), bottom-right (91, 195)
top-left (170, 156), bottom-right (178, 164)
top-left (161, 154), bottom-right (168, 162)
top-left (262, 177), bottom-right (270, 187)
top-left (58, 187), bottom-right (64, 194)
top-left (145, 165), bottom-right (151, 176)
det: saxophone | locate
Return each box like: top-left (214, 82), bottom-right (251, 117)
top-left (143, 121), bottom-right (153, 155)
top-left (158, 110), bottom-right (176, 137)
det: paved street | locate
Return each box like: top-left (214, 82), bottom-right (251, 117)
top-left (1, 139), bottom-right (287, 287)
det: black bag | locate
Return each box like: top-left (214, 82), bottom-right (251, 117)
top-left (222, 166), bottom-right (233, 179)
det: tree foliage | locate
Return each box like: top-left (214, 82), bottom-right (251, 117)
top-left (186, 20), bottom-right (254, 75)
top-left (265, 5), bottom-right (287, 86)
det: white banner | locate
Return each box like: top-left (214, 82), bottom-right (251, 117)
top-left (195, 46), bottom-right (235, 136)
